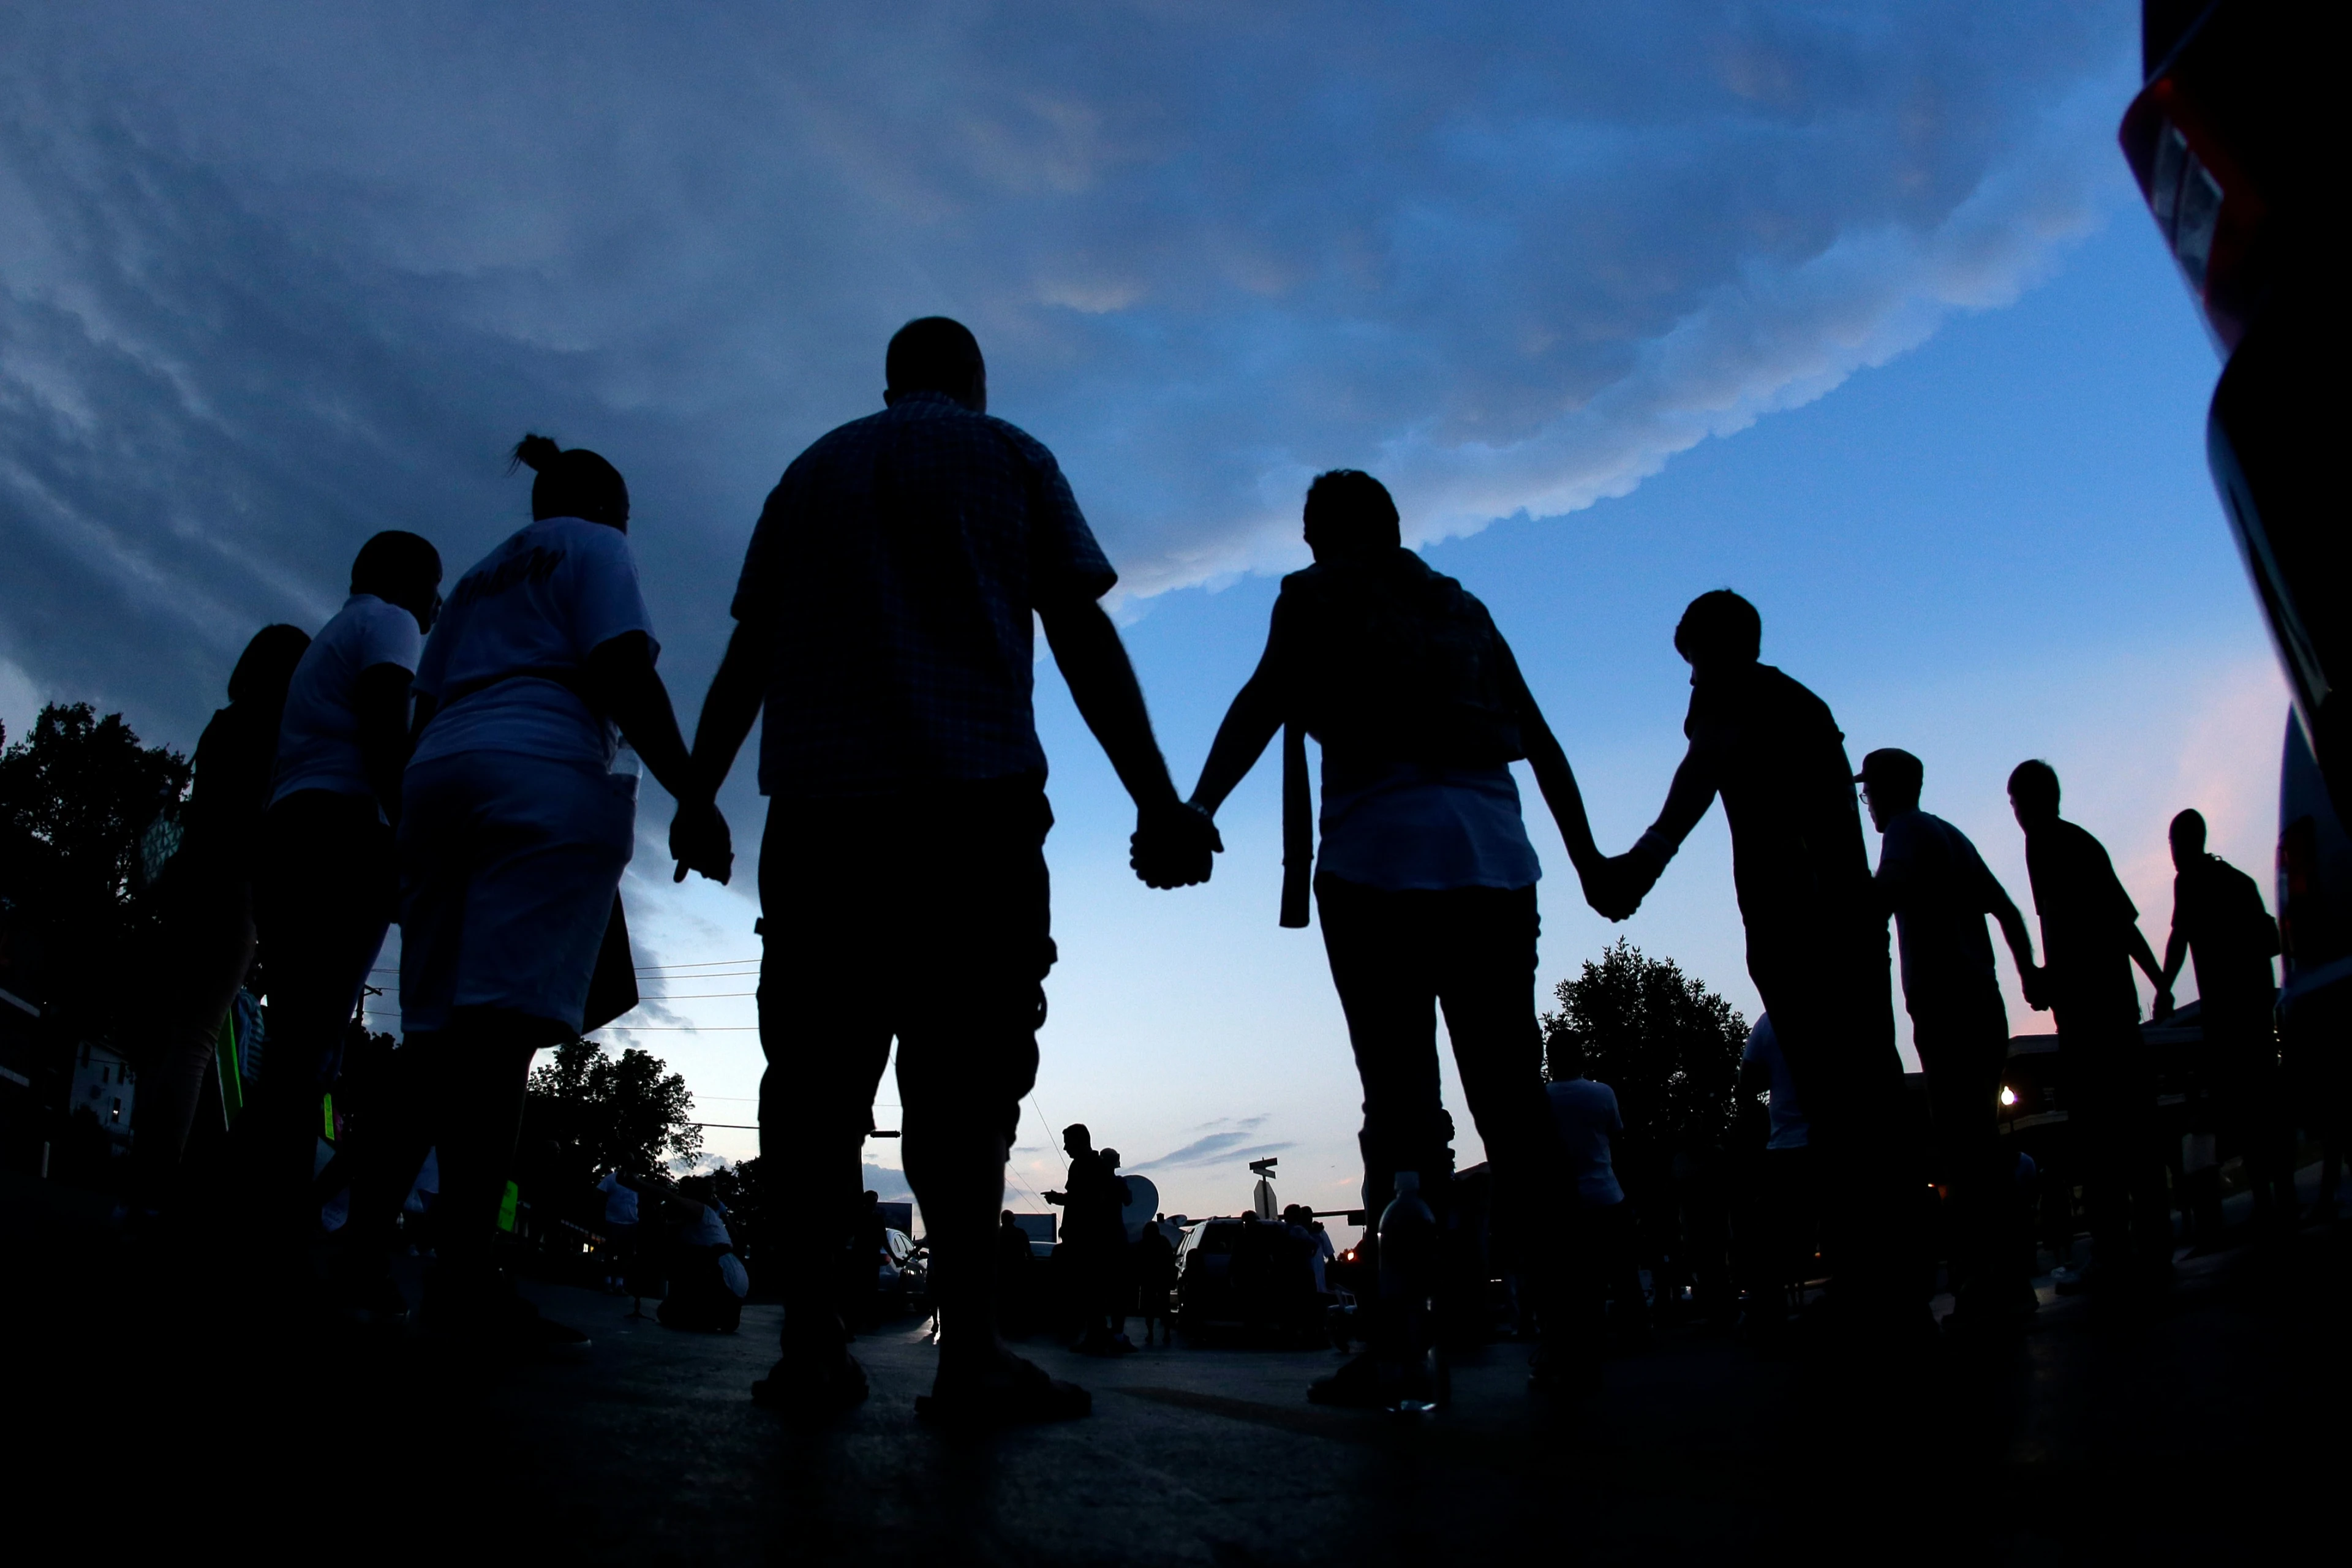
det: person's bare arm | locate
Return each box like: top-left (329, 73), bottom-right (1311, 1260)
top-left (1605, 742), bottom-right (1720, 916)
top-left (355, 662), bottom-right (417, 824)
top-left (585, 631), bottom-right (731, 883)
top-left (1988, 883), bottom-right (2046, 1010)
top-left (1040, 596), bottom-right (1217, 888)
top-left (685, 615), bottom-right (772, 801)
top-left (2160, 924), bottom-right (2189, 995)
top-left (1493, 636), bottom-right (1602, 881)
top-left (2129, 920), bottom-right (2171, 1013)
top-left (1189, 644), bottom-right (1283, 816)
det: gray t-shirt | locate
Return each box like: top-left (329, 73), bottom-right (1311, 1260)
top-left (1546, 1077), bottom-right (1626, 1207)
top-left (1874, 808), bottom-right (2005, 1015)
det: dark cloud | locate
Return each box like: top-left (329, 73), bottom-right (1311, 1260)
top-left (1130, 1116), bottom-right (1295, 1173)
top-left (1, 1), bottom-right (2125, 747)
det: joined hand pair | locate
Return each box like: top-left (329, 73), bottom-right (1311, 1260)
top-left (1131, 799), bottom-right (1221, 889)
top-left (669, 797), bottom-right (734, 886)
top-left (1583, 852), bottom-right (1658, 923)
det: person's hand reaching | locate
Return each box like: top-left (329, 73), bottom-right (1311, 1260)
top-left (2021, 965), bottom-right (2050, 1012)
top-left (669, 797), bottom-right (734, 885)
top-left (1130, 799), bottom-right (1221, 889)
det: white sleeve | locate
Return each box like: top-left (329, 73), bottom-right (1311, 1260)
top-left (355, 601), bottom-right (423, 673)
top-left (567, 525), bottom-right (658, 660)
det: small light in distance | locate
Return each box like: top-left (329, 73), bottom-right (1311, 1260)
top-left (1999, 1087), bottom-right (2018, 1107)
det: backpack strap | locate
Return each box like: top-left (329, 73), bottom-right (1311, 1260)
top-left (1280, 718), bottom-right (1312, 928)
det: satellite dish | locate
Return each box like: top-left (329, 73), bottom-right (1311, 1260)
top-left (1122, 1174), bottom-right (1160, 1242)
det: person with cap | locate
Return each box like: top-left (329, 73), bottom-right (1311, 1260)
top-left (1185, 467), bottom-right (1611, 1402)
top-left (1855, 746), bottom-right (2043, 1330)
top-left (2156, 807), bottom-right (2288, 1228)
top-left (238, 531), bottom-right (443, 1255)
top-left (1598, 590), bottom-right (1915, 1341)
top-left (682, 317), bottom-right (1213, 1422)
top-left (2007, 759), bottom-right (2171, 1294)
top-left (392, 433), bottom-right (729, 1350)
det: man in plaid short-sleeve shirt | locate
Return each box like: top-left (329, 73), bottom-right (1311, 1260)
top-left (682, 317), bottom-right (1218, 1425)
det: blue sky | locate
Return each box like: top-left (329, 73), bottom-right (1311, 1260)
top-left (1, 4), bottom-right (2286, 1224)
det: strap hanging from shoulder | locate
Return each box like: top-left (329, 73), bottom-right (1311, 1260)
top-left (1280, 719), bottom-right (1312, 929)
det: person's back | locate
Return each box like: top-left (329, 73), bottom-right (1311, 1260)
top-left (1691, 662), bottom-right (1874, 933)
top-left (2024, 816), bottom-right (2143, 1023)
top-left (1545, 1076), bottom-right (1626, 1208)
top-left (736, 386), bottom-right (1109, 795)
top-left (2173, 853), bottom-right (2276, 1020)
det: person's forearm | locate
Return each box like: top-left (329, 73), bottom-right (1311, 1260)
top-left (1634, 752), bottom-right (1717, 866)
top-left (589, 636), bottom-right (703, 804)
top-left (1524, 725), bottom-right (1603, 878)
top-left (1042, 600), bottom-right (1178, 810)
top-left (1994, 902), bottom-right (2037, 976)
top-left (688, 619), bottom-right (770, 797)
top-left (2160, 930), bottom-right (2187, 991)
top-left (2129, 927), bottom-right (2166, 989)
top-left (1190, 671), bottom-right (1281, 815)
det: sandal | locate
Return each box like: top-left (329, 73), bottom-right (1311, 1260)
top-left (914, 1355), bottom-right (1091, 1427)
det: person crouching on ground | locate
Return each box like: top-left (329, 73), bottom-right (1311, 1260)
top-left (395, 434), bottom-right (729, 1351)
top-left (1185, 468), bottom-right (1615, 1403)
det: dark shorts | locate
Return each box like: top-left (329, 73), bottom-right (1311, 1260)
top-left (757, 780), bottom-right (1054, 1146)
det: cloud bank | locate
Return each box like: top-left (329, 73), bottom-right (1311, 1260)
top-left (2, 1), bottom-right (2127, 734)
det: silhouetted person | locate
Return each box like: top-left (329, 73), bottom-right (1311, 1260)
top-left (1546, 1033), bottom-right (1649, 1349)
top-left (682, 318), bottom-right (1210, 1422)
top-left (1856, 747), bottom-right (2043, 1330)
top-left (1737, 1013), bottom-right (1815, 1335)
top-left (997, 1210), bottom-right (1035, 1333)
top-left (1187, 469), bottom-right (1609, 1401)
top-left (238, 532), bottom-right (442, 1257)
top-left (1134, 1217), bottom-right (1178, 1345)
top-left (1044, 1125), bottom-right (1133, 1353)
top-left (2008, 760), bottom-right (2171, 1293)
top-left (2157, 808), bottom-right (2288, 1227)
top-left (130, 623), bottom-right (311, 1219)
top-left (1602, 591), bottom-right (1912, 1335)
top-left (393, 435), bottom-right (728, 1349)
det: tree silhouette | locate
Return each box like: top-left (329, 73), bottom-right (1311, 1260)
top-left (0, 704), bottom-right (190, 1030)
top-left (1540, 938), bottom-right (1747, 1162)
top-left (525, 1036), bottom-right (703, 1180)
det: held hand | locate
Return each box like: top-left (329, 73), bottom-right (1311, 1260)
top-left (2021, 965), bottom-right (2050, 1012)
top-left (1130, 799), bottom-right (1222, 889)
top-left (2152, 987), bottom-right (2175, 1022)
top-left (1585, 853), bottom-right (1656, 922)
top-left (669, 797), bottom-right (734, 885)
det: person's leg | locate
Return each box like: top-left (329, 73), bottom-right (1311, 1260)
top-left (1430, 884), bottom-right (1589, 1375)
top-left (756, 799), bottom-right (895, 1367)
top-left (128, 876), bottom-right (256, 1216)
top-left (411, 1014), bottom-right (541, 1312)
top-left (894, 784), bottom-right (1078, 1411)
top-left (1916, 1006), bottom-right (2008, 1314)
top-left (1316, 876), bottom-right (1448, 1226)
top-left (243, 793), bottom-right (396, 1245)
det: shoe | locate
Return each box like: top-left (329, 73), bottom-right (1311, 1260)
top-left (915, 1355), bottom-right (1089, 1426)
top-left (1307, 1352), bottom-right (1384, 1409)
top-left (750, 1349), bottom-right (869, 1420)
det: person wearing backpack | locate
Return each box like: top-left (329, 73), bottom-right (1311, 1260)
top-left (1185, 469), bottom-right (1616, 1402)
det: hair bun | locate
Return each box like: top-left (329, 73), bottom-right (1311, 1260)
top-left (511, 432), bottom-right (563, 473)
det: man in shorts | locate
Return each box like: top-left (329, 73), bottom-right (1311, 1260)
top-left (684, 317), bottom-right (1213, 1421)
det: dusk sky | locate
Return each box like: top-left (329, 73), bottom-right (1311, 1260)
top-left (1, 4), bottom-right (2285, 1226)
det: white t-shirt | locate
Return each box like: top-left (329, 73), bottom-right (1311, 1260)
top-left (1743, 1014), bottom-right (1809, 1150)
top-left (271, 595), bottom-right (424, 810)
top-left (410, 518), bottom-right (657, 772)
top-left (1314, 758), bottom-right (1542, 891)
top-left (598, 1170), bottom-right (641, 1227)
top-left (1547, 1077), bottom-right (1626, 1207)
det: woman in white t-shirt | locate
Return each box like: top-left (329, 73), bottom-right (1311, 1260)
top-left (247, 530), bottom-right (441, 1243)
top-left (394, 435), bottom-right (731, 1343)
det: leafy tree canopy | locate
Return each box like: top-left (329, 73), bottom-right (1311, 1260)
top-left (526, 1036), bottom-right (703, 1180)
top-left (1540, 938), bottom-right (1747, 1159)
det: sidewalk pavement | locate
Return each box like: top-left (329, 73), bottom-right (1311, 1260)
top-left (7, 1170), bottom-right (2346, 1564)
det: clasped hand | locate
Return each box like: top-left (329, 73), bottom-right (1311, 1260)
top-left (668, 796), bottom-right (734, 885)
top-left (1582, 852), bottom-right (1659, 922)
top-left (1130, 799), bottom-right (1221, 889)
